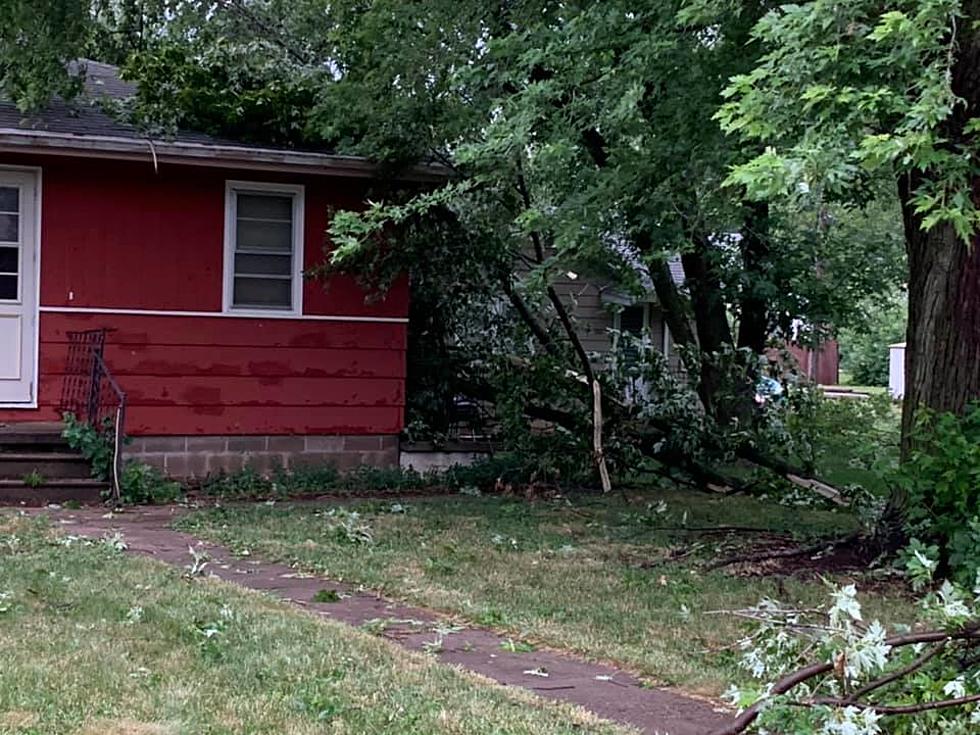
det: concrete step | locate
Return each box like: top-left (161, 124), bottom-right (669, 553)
top-left (0, 453), bottom-right (94, 480)
top-left (0, 433), bottom-right (71, 452)
top-left (0, 479), bottom-right (106, 506)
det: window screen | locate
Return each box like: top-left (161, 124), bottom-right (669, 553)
top-left (230, 189), bottom-right (297, 310)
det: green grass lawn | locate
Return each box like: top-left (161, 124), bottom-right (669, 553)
top-left (809, 392), bottom-right (902, 493)
top-left (0, 512), bottom-right (630, 735)
top-left (175, 490), bottom-right (916, 697)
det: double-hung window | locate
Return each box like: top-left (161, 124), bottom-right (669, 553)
top-left (224, 181), bottom-right (304, 314)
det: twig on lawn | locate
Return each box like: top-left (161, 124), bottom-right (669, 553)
top-left (622, 525), bottom-right (794, 545)
top-left (637, 544), bottom-right (704, 568)
top-left (636, 525), bottom-right (791, 535)
top-left (703, 608), bottom-right (850, 637)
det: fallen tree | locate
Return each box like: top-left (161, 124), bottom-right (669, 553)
top-left (2, 0), bottom-right (906, 501)
top-left (711, 549), bottom-right (980, 734)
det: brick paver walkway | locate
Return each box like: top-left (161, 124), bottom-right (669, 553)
top-left (47, 505), bottom-right (732, 735)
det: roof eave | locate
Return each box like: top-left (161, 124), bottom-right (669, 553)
top-left (0, 128), bottom-right (449, 183)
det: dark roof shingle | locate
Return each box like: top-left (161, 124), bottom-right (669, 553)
top-left (0, 60), bottom-right (274, 148)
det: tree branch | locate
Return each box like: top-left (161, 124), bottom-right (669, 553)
top-left (514, 163), bottom-right (596, 383)
top-left (736, 200), bottom-right (771, 353)
top-left (513, 156), bottom-right (611, 491)
top-left (705, 531), bottom-right (861, 571)
top-left (810, 692), bottom-right (980, 716)
top-left (711, 627), bottom-right (980, 735)
top-left (499, 273), bottom-right (560, 357)
top-left (216, 0), bottom-right (317, 66)
top-left (843, 643), bottom-right (946, 704)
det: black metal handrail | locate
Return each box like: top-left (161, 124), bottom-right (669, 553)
top-left (59, 329), bottom-right (128, 504)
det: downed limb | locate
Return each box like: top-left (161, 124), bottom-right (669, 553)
top-left (841, 643), bottom-right (946, 704)
top-left (705, 531), bottom-right (862, 571)
top-left (716, 555), bottom-right (980, 734)
top-left (459, 359), bottom-right (859, 507)
top-left (452, 314), bottom-right (861, 510)
top-left (785, 474), bottom-right (847, 506)
top-left (591, 380), bottom-right (612, 492)
top-left (807, 692), bottom-right (980, 715)
top-left (738, 446), bottom-right (849, 506)
top-left (712, 552), bottom-right (980, 735)
top-left (713, 627), bottom-right (980, 735)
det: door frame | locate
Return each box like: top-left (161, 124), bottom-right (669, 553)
top-left (0, 165), bottom-right (42, 409)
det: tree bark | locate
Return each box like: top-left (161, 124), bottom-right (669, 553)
top-left (736, 201), bottom-right (770, 353)
top-left (897, 5), bottom-right (980, 455)
top-left (682, 242), bottom-right (734, 354)
top-left (899, 176), bottom-right (980, 456)
top-left (681, 236), bottom-right (736, 415)
top-left (634, 231), bottom-right (700, 376)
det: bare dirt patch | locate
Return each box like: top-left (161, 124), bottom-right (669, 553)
top-left (1, 710), bottom-right (39, 730)
top-left (76, 719), bottom-right (174, 735)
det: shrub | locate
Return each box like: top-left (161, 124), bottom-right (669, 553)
top-left (119, 462), bottom-right (181, 505)
top-left (62, 412), bottom-right (181, 505)
top-left (62, 412), bottom-right (115, 481)
top-left (781, 389), bottom-right (899, 476)
top-left (897, 404), bottom-right (980, 582)
top-left (441, 452), bottom-right (559, 491)
top-left (198, 466), bottom-right (272, 498)
top-left (275, 464), bottom-right (340, 494)
top-left (192, 453), bottom-right (565, 500)
top-left (196, 463), bottom-right (432, 500)
top-left (338, 465), bottom-right (428, 493)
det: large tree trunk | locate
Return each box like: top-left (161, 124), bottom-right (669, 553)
top-left (736, 201), bottom-right (770, 354)
top-left (681, 244), bottom-right (735, 415)
top-left (898, 4), bottom-right (980, 455)
top-left (899, 180), bottom-right (980, 456)
top-left (635, 231), bottom-right (700, 376)
top-left (681, 235), bottom-right (739, 423)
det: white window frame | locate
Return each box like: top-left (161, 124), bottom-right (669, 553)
top-left (223, 180), bottom-right (305, 316)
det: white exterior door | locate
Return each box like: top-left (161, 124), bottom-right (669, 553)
top-left (0, 170), bottom-right (39, 405)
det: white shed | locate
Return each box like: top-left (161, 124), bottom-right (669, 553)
top-left (889, 342), bottom-right (906, 399)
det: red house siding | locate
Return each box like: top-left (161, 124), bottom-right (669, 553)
top-left (0, 155), bottom-right (408, 446)
top-left (787, 341), bottom-right (840, 386)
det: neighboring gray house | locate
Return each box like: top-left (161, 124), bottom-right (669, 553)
top-left (550, 258), bottom-right (687, 374)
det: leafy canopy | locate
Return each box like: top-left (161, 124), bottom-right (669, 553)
top-left (0, 0), bottom-right (89, 110)
top-left (717, 0), bottom-right (979, 241)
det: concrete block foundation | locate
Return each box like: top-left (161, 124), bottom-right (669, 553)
top-left (127, 434), bottom-right (399, 479)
